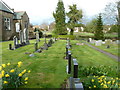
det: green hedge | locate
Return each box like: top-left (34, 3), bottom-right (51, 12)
top-left (52, 35), bottom-right (75, 40)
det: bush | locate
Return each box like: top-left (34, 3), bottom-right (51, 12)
top-left (57, 35), bottom-right (75, 40)
top-left (1, 62), bottom-right (31, 88)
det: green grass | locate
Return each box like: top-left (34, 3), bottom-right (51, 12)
top-left (87, 41), bottom-right (119, 57)
top-left (74, 32), bottom-right (118, 38)
top-left (2, 39), bottom-right (68, 88)
top-left (1, 39), bottom-right (119, 88)
top-left (70, 40), bottom-right (118, 67)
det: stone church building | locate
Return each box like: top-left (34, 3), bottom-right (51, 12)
top-left (0, 0), bottom-right (30, 41)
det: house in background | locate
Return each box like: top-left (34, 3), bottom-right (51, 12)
top-left (0, 0), bottom-right (30, 41)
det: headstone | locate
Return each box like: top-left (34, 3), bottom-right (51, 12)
top-left (102, 42), bottom-right (105, 44)
top-left (43, 43), bottom-right (48, 50)
top-left (68, 51), bottom-right (71, 74)
top-left (34, 42), bottom-right (38, 51)
top-left (23, 28), bottom-right (27, 44)
top-left (72, 59), bottom-right (78, 78)
top-left (89, 38), bottom-right (92, 42)
top-left (90, 40), bottom-right (96, 44)
top-left (36, 31), bottom-right (40, 43)
top-left (107, 45), bottom-right (110, 48)
top-left (36, 49), bottom-right (42, 53)
top-left (116, 40), bottom-right (120, 44)
top-left (9, 44), bottom-right (12, 50)
top-left (95, 41), bottom-right (102, 46)
top-left (19, 30), bottom-right (23, 45)
top-left (29, 54), bottom-right (35, 57)
top-left (13, 36), bottom-right (18, 49)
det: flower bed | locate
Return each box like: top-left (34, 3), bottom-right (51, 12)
top-left (1, 61), bottom-right (31, 88)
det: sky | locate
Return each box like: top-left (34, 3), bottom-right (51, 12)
top-left (3, 0), bottom-right (118, 25)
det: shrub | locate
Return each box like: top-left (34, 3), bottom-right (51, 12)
top-left (1, 62), bottom-right (31, 88)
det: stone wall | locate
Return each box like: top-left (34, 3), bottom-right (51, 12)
top-left (0, 11), bottom-right (15, 41)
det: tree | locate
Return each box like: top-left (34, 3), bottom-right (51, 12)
top-left (102, 2), bottom-right (118, 25)
top-left (53, 0), bottom-right (67, 35)
top-left (66, 4), bottom-right (83, 35)
top-left (94, 14), bottom-right (104, 40)
top-left (85, 18), bottom-right (97, 33)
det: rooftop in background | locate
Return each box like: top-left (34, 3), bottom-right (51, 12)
top-left (14, 11), bottom-right (26, 19)
top-left (0, 0), bottom-right (14, 13)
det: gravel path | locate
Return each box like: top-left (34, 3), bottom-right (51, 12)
top-left (85, 42), bottom-right (119, 62)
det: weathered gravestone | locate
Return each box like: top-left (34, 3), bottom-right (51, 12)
top-left (13, 36), bottom-right (19, 49)
top-left (8, 44), bottom-right (12, 50)
top-left (95, 40), bottom-right (102, 46)
top-left (34, 42), bottom-right (38, 51)
top-left (36, 31), bottom-right (40, 43)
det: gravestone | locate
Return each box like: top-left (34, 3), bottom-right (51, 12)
top-left (89, 38), bottom-right (92, 42)
top-left (13, 36), bottom-right (19, 49)
top-left (116, 40), bottom-right (120, 44)
top-left (43, 43), bottom-right (48, 50)
top-left (9, 44), bottom-right (12, 50)
top-left (68, 51), bottom-right (71, 74)
top-left (107, 45), bottom-right (110, 48)
top-left (19, 30), bottom-right (23, 45)
top-left (102, 42), bottom-right (105, 44)
top-left (95, 41), bottom-right (102, 46)
top-left (36, 31), bottom-right (40, 43)
top-left (34, 42), bottom-right (38, 51)
top-left (90, 40), bottom-right (96, 44)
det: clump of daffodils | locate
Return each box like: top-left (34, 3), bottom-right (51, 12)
top-left (83, 76), bottom-right (119, 88)
top-left (0, 61), bottom-right (31, 88)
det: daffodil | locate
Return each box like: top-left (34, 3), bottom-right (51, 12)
top-left (91, 79), bottom-right (94, 82)
top-left (24, 81), bottom-right (28, 84)
top-left (10, 69), bottom-right (15, 73)
top-left (116, 78), bottom-right (118, 80)
top-left (5, 74), bottom-right (10, 77)
top-left (107, 81), bottom-right (111, 84)
top-left (2, 64), bottom-right (6, 68)
top-left (101, 76), bottom-right (105, 78)
top-left (101, 83), bottom-right (103, 86)
top-left (18, 61), bottom-right (22, 65)
top-left (7, 63), bottom-right (10, 66)
top-left (94, 85), bottom-right (96, 88)
top-left (18, 73), bottom-right (22, 77)
top-left (103, 84), bottom-right (108, 88)
top-left (2, 70), bottom-right (5, 77)
top-left (89, 86), bottom-right (91, 88)
top-left (28, 70), bottom-right (31, 73)
top-left (25, 77), bottom-right (28, 81)
top-left (0, 74), bottom-right (2, 78)
top-left (0, 66), bottom-right (2, 71)
top-left (3, 81), bottom-right (8, 84)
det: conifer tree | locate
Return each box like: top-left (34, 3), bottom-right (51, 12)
top-left (53, 0), bottom-right (67, 35)
top-left (94, 14), bottom-right (104, 40)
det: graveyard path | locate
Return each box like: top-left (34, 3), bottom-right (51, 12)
top-left (84, 42), bottom-right (119, 62)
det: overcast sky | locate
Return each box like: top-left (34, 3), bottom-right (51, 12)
top-left (3, 0), bottom-right (118, 25)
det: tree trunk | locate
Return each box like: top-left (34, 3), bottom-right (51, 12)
top-left (70, 29), bottom-right (74, 35)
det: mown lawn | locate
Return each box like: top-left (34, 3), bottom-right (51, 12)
top-left (1, 39), bottom-right (119, 88)
top-left (70, 40), bottom-right (118, 67)
top-left (87, 41), bottom-right (119, 56)
top-left (2, 39), bottom-right (68, 88)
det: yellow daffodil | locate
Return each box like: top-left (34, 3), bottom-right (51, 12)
top-left (28, 70), bottom-right (31, 73)
top-left (10, 69), bottom-right (15, 73)
top-left (18, 61), bottom-right (22, 65)
top-left (5, 74), bottom-right (10, 77)
top-left (107, 81), bottom-right (111, 84)
top-left (116, 78), bottom-right (118, 80)
top-left (18, 73), bottom-right (22, 77)
top-left (111, 78), bottom-right (113, 79)
top-left (2, 64), bottom-right (6, 68)
top-left (2, 70), bottom-right (5, 77)
top-left (25, 77), bottom-right (28, 81)
top-left (101, 83), bottom-right (103, 86)
top-left (0, 74), bottom-right (2, 78)
top-left (7, 63), bottom-right (10, 66)
top-left (103, 84), bottom-right (108, 88)
top-left (94, 85), bottom-right (96, 88)
top-left (89, 86), bottom-right (91, 88)
top-left (101, 76), bottom-right (105, 78)
top-left (91, 79), bottom-right (94, 82)
top-left (24, 81), bottom-right (28, 84)
top-left (3, 81), bottom-right (8, 84)
top-left (104, 81), bottom-right (106, 84)
top-left (0, 66), bottom-right (2, 71)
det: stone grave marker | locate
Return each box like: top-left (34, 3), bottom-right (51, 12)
top-left (36, 31), bottom-right (40, 43)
